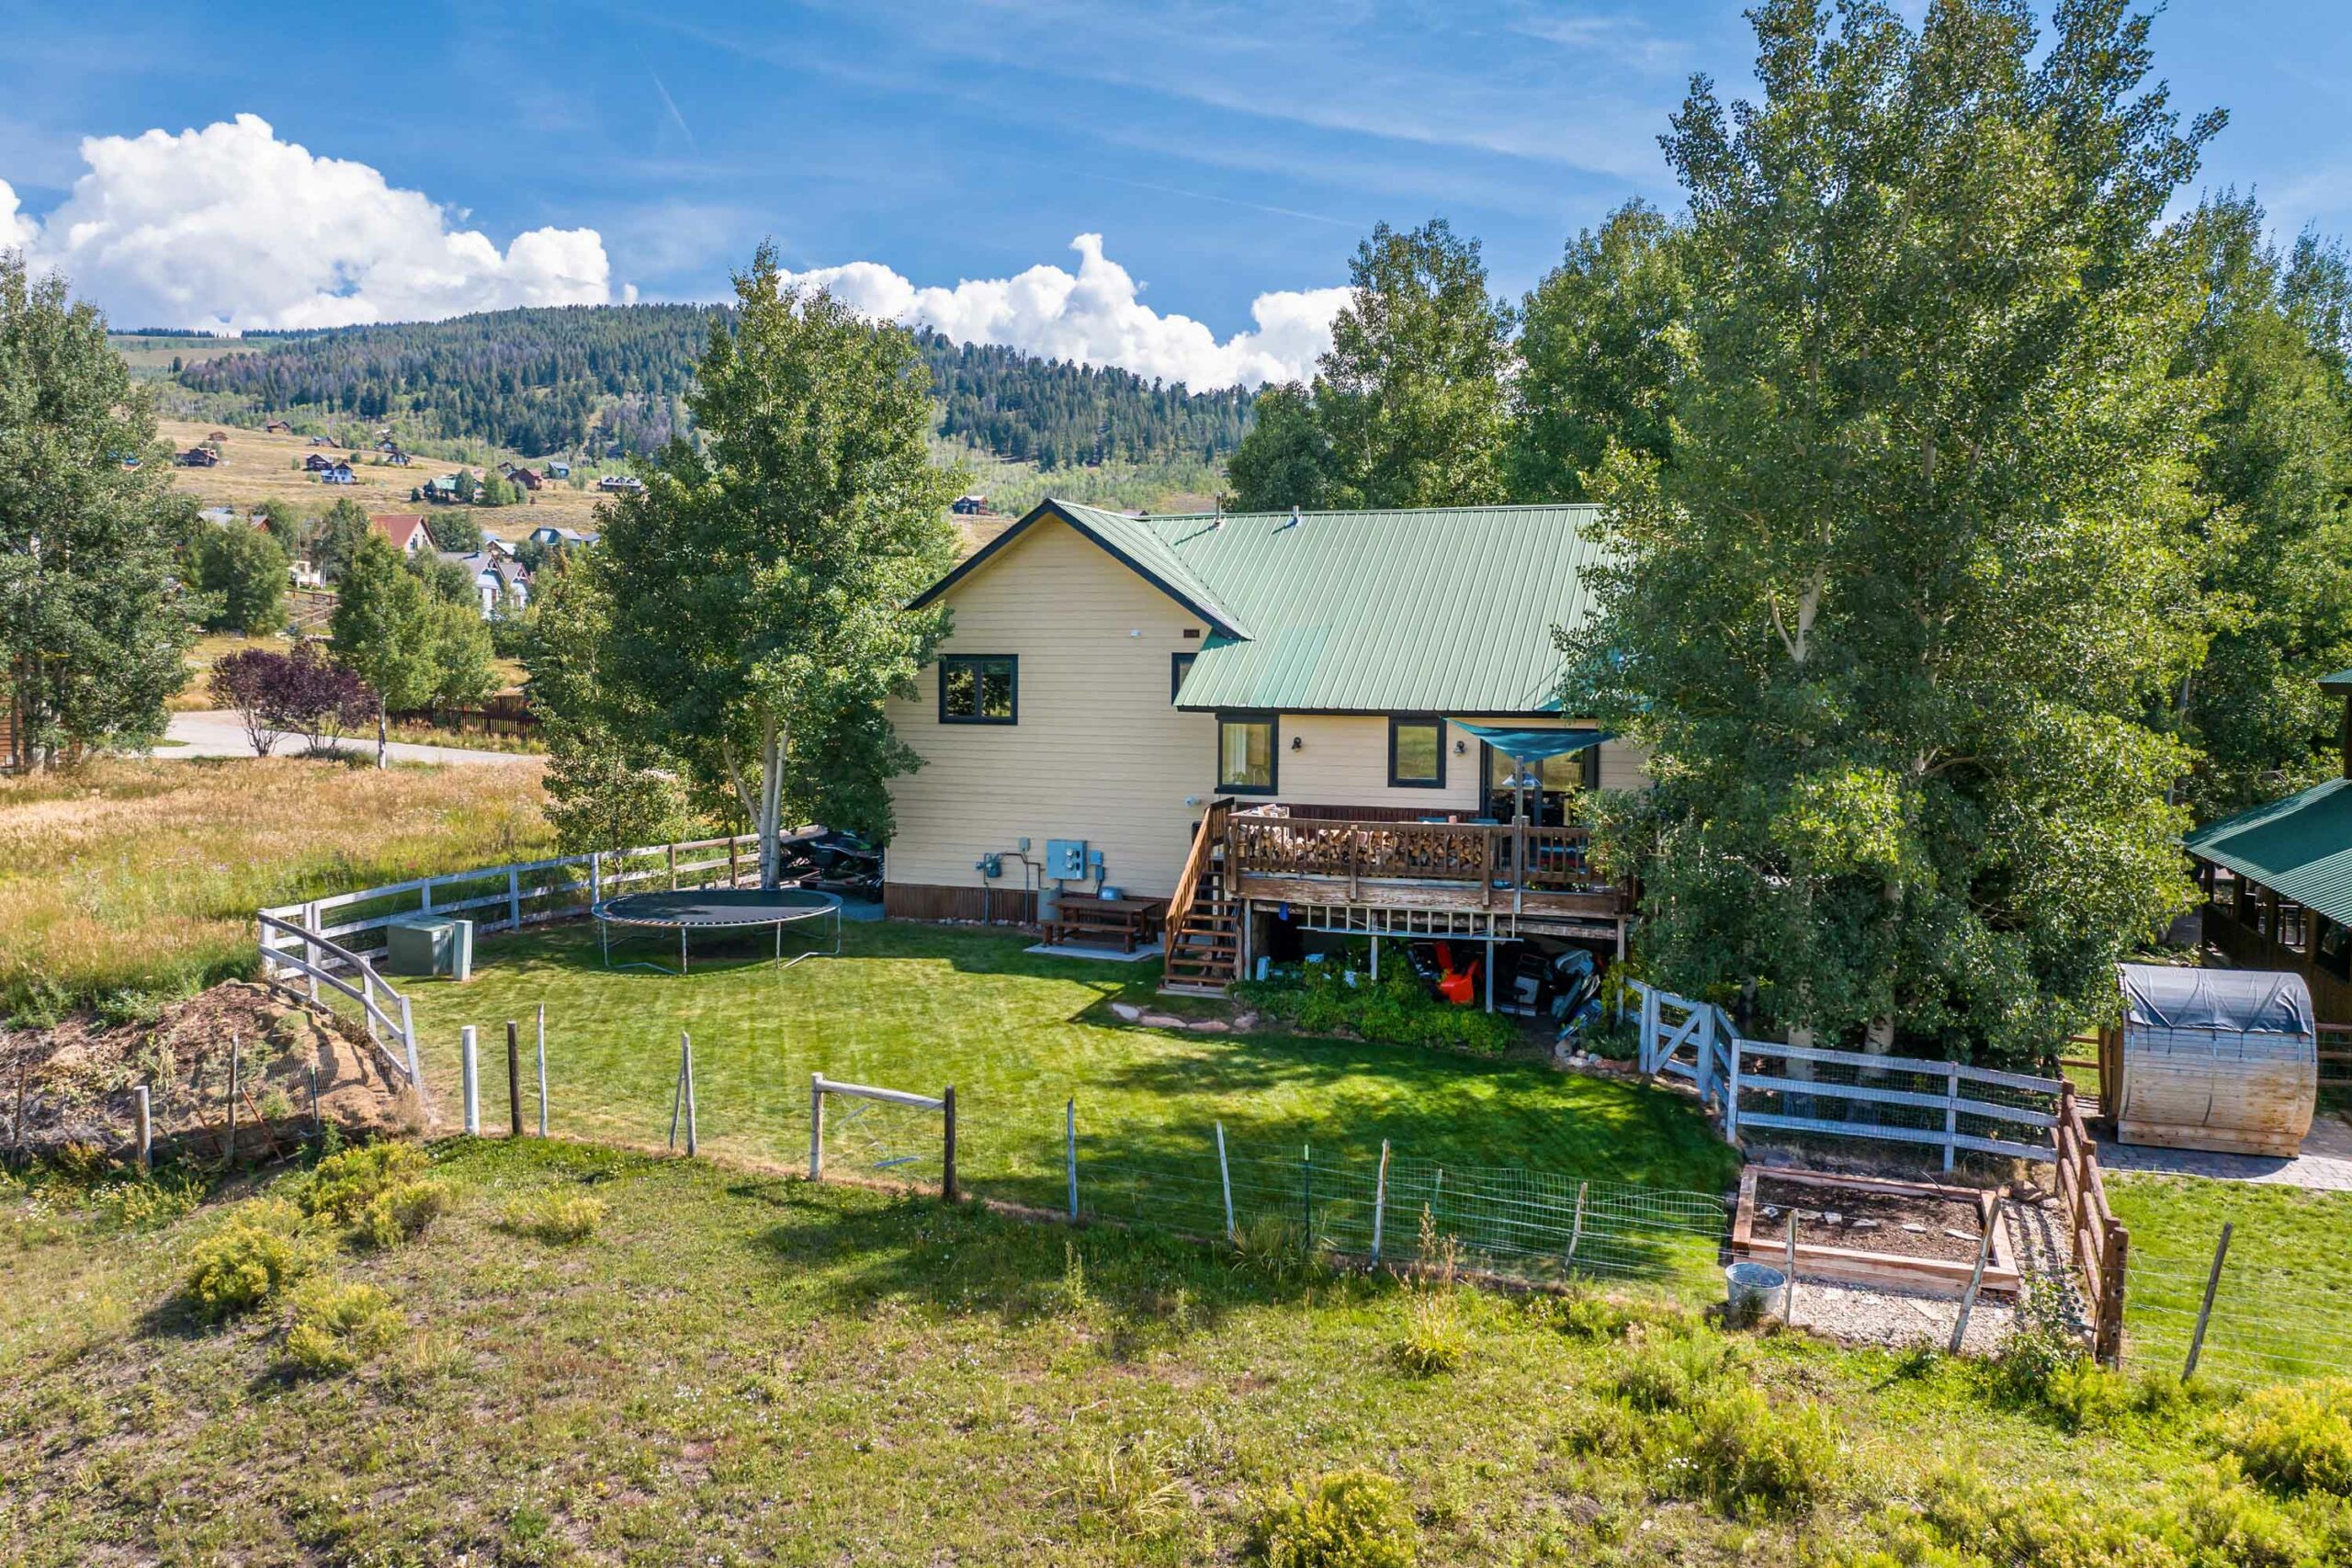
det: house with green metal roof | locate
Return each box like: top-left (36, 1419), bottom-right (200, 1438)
top-left (2185, 668), bottom-right (2352, 1025)
top-left (884, 498), bottom-right (1641, 994)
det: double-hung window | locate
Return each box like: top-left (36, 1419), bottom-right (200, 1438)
top-left (939, 655), bottom-right (1017, 724)
top-left (1216, 712), bottom-right (1277, 794)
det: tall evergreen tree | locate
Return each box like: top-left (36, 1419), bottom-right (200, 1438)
top-left (0, 254), bottom-right (198, 766)
top-left (1566, 0), bottom-right (2216, 1063)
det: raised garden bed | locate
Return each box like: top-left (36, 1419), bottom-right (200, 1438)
top-left (1730, 1168), bottom-right (2018, 1299)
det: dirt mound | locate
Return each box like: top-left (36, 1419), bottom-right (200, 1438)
top-left (2, 980), bottom-right (422, 1164)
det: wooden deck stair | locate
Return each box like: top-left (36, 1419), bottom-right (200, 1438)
top-left (1160, 799), bottom-right (1240, 997)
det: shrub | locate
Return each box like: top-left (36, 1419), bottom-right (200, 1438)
top-left (1234, 964), bottom-right (1520, 1056)
top-left (2041, 1357), bottom-right (2135, 1432)
top-left (1252, 1469), bottom-right (1420, 1568)
top-left (1234, 1213), bottom-right (1317, 1283)
top-left (1657, 1385), bottom-right (1839, 1517)
top-left (1609, 1330), bottom-right (1737, 1414)
top-left (301, 1142), bottom-right (430, 1225)
top-left (281, 1279), bottom-right (406, 1376)
top-left (185, 1222), bottom-right (307, 1320)
top-left (353, 1179), bottom-right (452, 1250)
top-left (1534, 1288), bottom-right (1638, 1341)
top-left (497, 1190), bottom-right (606, 1245)
top-left (2226, 1379), bottom-right (2352, 1496)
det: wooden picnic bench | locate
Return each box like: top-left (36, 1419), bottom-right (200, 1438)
top-left (1042, 894), bottom-right (1169, 953)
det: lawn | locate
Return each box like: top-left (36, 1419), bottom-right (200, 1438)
top-left (0, 756), bottom-right (549, 1018)
top-left (401, 919), bottom-right (1743, 1224)
top-left (5, 1136), bottom-right (2340, 1568)
top-left (2108, 1175), bottom-right (2352, 1384)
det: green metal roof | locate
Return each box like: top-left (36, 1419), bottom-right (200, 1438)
top-left (2319, 668), bottom-right (2352, 694)
top-left (915, 498), bottom-right (1606, 714)
top-left (2185, 774), bottom-right (2352, 927)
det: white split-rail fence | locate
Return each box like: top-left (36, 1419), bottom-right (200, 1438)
top-left (1625, 978), bottom-right (2066, 1168)
top-left (254, 834), bottom-right (763, 1098)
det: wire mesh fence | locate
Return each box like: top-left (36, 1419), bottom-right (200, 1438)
top-left (2121, 1240), bottom-right (2352, 1386)
top-left (1077, 1133), bottom-right (1732, 1295)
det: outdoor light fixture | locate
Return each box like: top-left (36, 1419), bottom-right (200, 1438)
top-left (1291, 735), bottom-right (1304, 751)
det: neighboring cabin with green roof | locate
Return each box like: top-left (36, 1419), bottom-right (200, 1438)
top-left (881, 498), bottom-right (1645, 966)
top-left (2186, 669), bottom-right (2352, 1024)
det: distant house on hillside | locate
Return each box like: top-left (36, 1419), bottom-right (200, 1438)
top-left (384, 448), bottom-right (412, 467)
top-left (288, 557), bottom-right (323, 589)
top-left (317, 461), bottom-right (356, 485)
top-left (480, 530), bottom-right (514, 560)
top-left (526, 525), bottom-right (595, 548)
top-left (546, 460), bottom-right (571, 479)
top-left (198, 506), bottom-right (235, 527)
top-left (303, 453), bottom-right (335, 472)
top-left (510, 467), bottom-right (543, 491)
top-left (206, 431), bottom-right (229, 444)
top-left (370, 514), bottom-right (428, 557)
top-left (308, 434), bottom-right (334, 446)
top-left (176, 446), bottom-right (219, 468)
top-left (595, 473), bottom-right (643, 493)
top-left (442, 551), bottom-right (532, 618)
top-left (263, 419), bottom-right (293, 434)
top-left (952, 494), bottom-right (989, 515)
top-left (421, 475), bottom-right (462, 504)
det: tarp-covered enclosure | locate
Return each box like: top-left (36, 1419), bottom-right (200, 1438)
top-left (2111, 963), bottom-right (2316, 1157)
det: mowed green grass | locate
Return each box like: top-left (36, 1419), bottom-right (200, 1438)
top-left (400, 919), bottom-right (1741, 1212)
top-left (2108, 1175), bottom-right (2352, 1384)
top-left (1, 1138), bottom-right (2312, 1568)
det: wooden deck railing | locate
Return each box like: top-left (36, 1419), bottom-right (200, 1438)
top-left (2056, 1081), bottom-right (2130, 1367)
top-left (1227, 815), bottom-right (1611, 901)
top-left (1163, 798), bottom-right (1234, 942)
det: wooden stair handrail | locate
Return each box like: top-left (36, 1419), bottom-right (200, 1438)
top-left (1163, 797), bottom-right (1234, 948)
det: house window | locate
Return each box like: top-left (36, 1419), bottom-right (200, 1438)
top-left (1388, 716), bottom-right (1446, 788)
top-left (1171, 651), bottom-right (1196, 705)
top-left (1217, 713), bottom-right (1278, 794)
top-left (939, 655), bottom-right (1016, 724)
top-left (1486, 735), bottom-right (1600, 796)
top-left (2320, 918), bottom-right (2351, 983)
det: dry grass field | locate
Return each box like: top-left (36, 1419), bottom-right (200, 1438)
top-left (155, 419), bottom-right (615, 533)
top-left (0, 757), bottom-right (548, 1018)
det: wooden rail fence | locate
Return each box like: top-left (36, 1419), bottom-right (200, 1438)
top-left (1630, 978), bottom-right (2127, 1364)
top-left (258, 833), bottom-right (763, 966)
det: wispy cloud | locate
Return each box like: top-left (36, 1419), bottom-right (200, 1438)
top-left (651, 73), bottom-right (699, 155)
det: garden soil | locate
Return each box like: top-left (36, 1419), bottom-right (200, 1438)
top-left (2, 980), bottom-right (422, 1163)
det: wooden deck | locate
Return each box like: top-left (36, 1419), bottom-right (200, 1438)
top-left (1226, 808), bottom-right (1630, 936)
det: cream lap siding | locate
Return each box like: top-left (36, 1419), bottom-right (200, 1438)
top-left (884, 518), bottom-right (1216, 900)
top-left (1269, 715), bottom-right (1484, 813)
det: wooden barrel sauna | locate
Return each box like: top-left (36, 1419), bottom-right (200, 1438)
top-left (2112, 962), bottom-right (2316, 1157)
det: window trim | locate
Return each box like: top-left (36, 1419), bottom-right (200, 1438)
top-left (937, 653), bottom-right (1018, 726)
top-left (1216, 710), bottom-right (1280, 795)
top-left (1386, 715), bottom-right (1447, 789)
top-left (1171, 650), bottom-right (1196, 705)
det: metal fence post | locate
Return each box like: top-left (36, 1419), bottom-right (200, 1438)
top-left (1065, 1098), bottom-right (1079, 1221)
top-left (682, 1034), bottom-right (696, 1156)
top-left (1370, 1139), bottom-right (1391, 1266)
top-left (1216, 1121), bottom-right (1235, 1243)
top-left (1301, 1143), bottom-right (1314, 1244)
top-left (459, 1026), bottom-right (480, 1135)
top-left (2185, 1222), bottom-right (2234, 1381)
top-left (1722, 1021), bottom-right (1742, 1144)
top-left (536, 1003), bottom-right (548, 1138)
top-left (134, 1085), bottom-right (151, 1176)
top-left (506, 1021), bottom-right (523, 1137)
top-left (942, 1086), bottom-right (957, 1202)
top-left (809, 1074), bottom-right (825, 1179)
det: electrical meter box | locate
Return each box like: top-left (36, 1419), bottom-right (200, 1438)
top-left (1045, 839), bottom-right (1088, 880)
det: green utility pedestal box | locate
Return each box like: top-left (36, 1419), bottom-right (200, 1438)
top-left (384, 915), bottom-right (473, 979)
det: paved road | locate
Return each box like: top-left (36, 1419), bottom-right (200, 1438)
top-left (163, 709), bottom-right (538, 768)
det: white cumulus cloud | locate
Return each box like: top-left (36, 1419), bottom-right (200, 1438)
top-left (787, 234), bottom-right (1347, 389)
top-left (4, 115), bottom-right (614, 331)
top-left (0, 179), bottom-right (36, 252)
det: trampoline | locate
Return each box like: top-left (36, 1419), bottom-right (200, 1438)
top-left (594, 886), bottom-right (842, 974)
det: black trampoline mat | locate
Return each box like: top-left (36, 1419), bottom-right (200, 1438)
top-left (598, 888), bottom-right (841, 927)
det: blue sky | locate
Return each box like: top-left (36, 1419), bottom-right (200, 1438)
top-left (0, 1), bottom-right (2345, 384)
